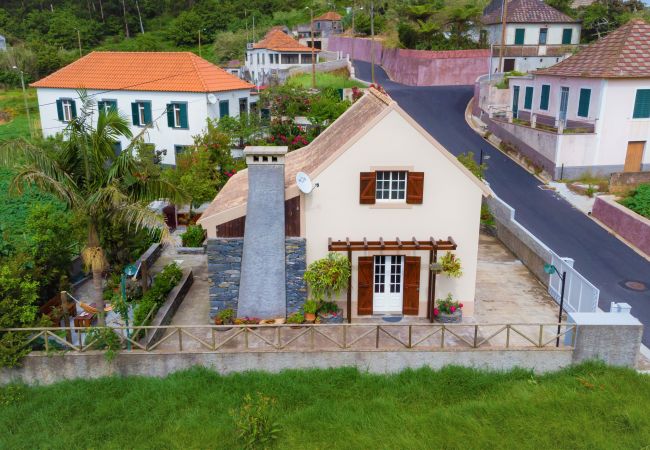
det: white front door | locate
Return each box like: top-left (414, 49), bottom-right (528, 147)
top-left (373, 255), bottom-right (403, 313)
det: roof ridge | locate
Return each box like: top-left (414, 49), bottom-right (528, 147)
top-left (187, 52), bottom-right (209, 92)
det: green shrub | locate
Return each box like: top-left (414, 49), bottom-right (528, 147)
top-left (620, 184), bottom-right (650, 218)
top-left (457, 152), bottom-right (487, 180)
top-left (231, 393), bottom-right (280, 449)
top-left (181, 225), bottom-right (206, 247)
top-left (132, 263), bottom-right (183, 330)
top-left (303, 253), bottom-right (350, 302)
top-left (84, 328), bottom-right (121, 362)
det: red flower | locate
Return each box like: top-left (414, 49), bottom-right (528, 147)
top-left (450, 306), bottom-right (456, 313)
top-left (459, 303), bottom-right (464, 308)
top-left (433, 308), bottom-right (439, 316)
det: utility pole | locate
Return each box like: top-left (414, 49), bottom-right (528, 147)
top-left (198, 29), bottom-right (202, 57)
top-left (351, 1), bottom-right (355, 65)
top-left (121, 0), bottom-right (130, 38)
top-left (13, 66), bottom-right (32, 138)
top-left (135, 0), bottom-right (145, 34)
top-left (498, 0), bottom-right (508, 73)
top-left (370, 0), bottom-right (375, 84)
top-left (310, 7), bottom-right (316, 89)
top-left (77, 29), bottom-right (82, 57)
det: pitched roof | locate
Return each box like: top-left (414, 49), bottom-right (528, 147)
top-left (198, 88), bottom-right (491, 226)
top-left (253, 28), bottom-right (317, 52)
top-left (30, 51), bottom-right (254, 93)
top-left (482, 0), bottom-right (577, 25)
top-left (535, 19), bottom-right (650, 78)
top-left (314, 11), bottom-right (343, 21)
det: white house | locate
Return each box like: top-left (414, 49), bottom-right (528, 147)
top-left (198, 88), bottom-right (492, 321)
top-left (497, 20), bottom-right (650, 178)
top-left (31, 51), bottom-right (255, 165)
top-left (244, 28), bottom-right (320, 86)
top-left (482, 0), bottom-right (581, 73)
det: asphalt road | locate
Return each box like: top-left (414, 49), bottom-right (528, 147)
top-left (353, 60), bottom-right (650, 344)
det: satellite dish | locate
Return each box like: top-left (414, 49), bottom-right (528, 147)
top-left (296, 171), bottom-right (316, 194)
top-left (207, 94), bottom-right (217, 104)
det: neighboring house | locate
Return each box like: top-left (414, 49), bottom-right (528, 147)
top-left (222, 59), bottom-right (243, 78)
top-left (296, 11), bottom-right (343, 50)
top-left (484, 20), bottom-right (650, 179)
top-left (482, 0), bottom-right (581, 73)
top-left (0, 34), bottom-right (6, 51)
top-left (198, 88), bottom-right (491, 321)
top-left (31, 52), bottom-right (254, 165)
top-left (244, 28), bottom-right (320, 86)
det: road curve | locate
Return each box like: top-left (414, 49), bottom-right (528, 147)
top-left (353, 60), bottom-right (650, 344)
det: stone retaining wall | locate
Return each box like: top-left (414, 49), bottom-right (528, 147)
top-left (609, 172), bottom-right (650, 195)
top-left (286, 238), bottom-right (307, 314)
top-left (591, 196), bottom-right (650, 257)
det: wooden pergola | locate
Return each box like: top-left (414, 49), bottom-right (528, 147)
top-left (328, 237), bottom-right (458, 323)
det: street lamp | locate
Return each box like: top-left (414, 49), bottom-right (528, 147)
top-left (544, 263), bottom-right (567, 347)
top-left (121, 264), bottom-right (138, 350)
top-left (12, 66), bottom-right (32, 139)
top-left (306, 6), bottom-right (317, 89)
top-left (479, 149), bottom-right (490, 166)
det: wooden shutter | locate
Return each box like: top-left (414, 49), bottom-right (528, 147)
top-left (219, 100), bottom-right (229, 118)
top-left (562, 28), bottom-right (572, 44)
top-left (97, 100), bottom-right (105, 114)
top-left (179, 103), bottom-right (188, 128)
top-left (578, 89), bottom-right (591, 118)
top-left (143, 102), bottom-right (152, 125)
top-left (633, 90), bottom-right (650, 119)
top-left (406, 172), bottom-right (424, 204)
top-left (108, 100), bottom-right (117, 112)
top-left (403, 256), bottom-right (420, 315)
top-left (357, 256), bottom-right (373, 315)
top-left (514, 28), bottom-right (525, 45)
top-left (166, 104), bottom-right (175, 128)
top-left (524, 86), bottom-right (533, 110)
top-left (131, 102), bottom-right (140, 126)
top-left (540, 85), bottom-right (550, 110)
top-left (359, 172), bottom-right (376, 204)
top-left (56, 99), bottom-right (64, 121)
top-left (70, 100), bottom-right (77, 119)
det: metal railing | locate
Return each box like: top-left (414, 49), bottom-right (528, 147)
top-left (2, 323), bottom-right (577, 354)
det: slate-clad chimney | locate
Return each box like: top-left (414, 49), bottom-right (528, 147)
top-left (237, 146), bottom-right (288, 318)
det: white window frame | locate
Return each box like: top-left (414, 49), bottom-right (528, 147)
top-left (173, 103), bottom-right (182, 128)
top-left (62, 99), bottom-right (73, 122)
top-left (375, 171), bottom-right (407, 202)
top-left (138, 102), bottom-right (146, 126)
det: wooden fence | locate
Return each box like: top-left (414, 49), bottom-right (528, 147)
top-left (2, 323), bottom-right (576, 354)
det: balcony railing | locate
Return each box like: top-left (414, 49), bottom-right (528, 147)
top-left (488, 106), bottom-right (596, 135)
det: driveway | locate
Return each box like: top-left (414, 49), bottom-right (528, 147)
top-left (353, 60), bottom-right (650, 345)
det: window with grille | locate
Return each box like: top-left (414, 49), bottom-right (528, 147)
top-left (375, 171), bottom-right (407, 201)
top-left (374, 256), bottom-right (386, 293)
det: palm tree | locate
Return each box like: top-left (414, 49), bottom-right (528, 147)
top-left (0, 93), bottom-right (186, 324)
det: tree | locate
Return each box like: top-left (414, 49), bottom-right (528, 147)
top-left (0, 94), bottom-right (185, 324)
top-left (168, 10), bottom-right (204, 46)
top-left (212, 30), bottom-right (248, 63)
top-left (163, 147), bottom-right (218, 217)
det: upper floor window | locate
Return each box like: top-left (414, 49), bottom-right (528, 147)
top-left (562, 28), bottom-right (573, 45)
top-left (633, 89), bottom-right (650, 119)
top-left (539, 28), bottom-right (548, 45)
top-left (98, 99), bottom-right (117, 115)
top-left (219, 100), bottom-right (230, 118)
top-left (540, 84), bottom-right (550, 111)
top-left (131, 101), bottom-right (152, 127)
top-left (577, 88), bottom-right (591, 118)
top-left (56, 98), bottom-right (77, 122)
top-left (166, 102), bottom-right (188, 129)
top-left (514, 28), bottom-right (525, 45)
top-left (376, 171), bottom-right (407, 201)
top-left (360, 171), bottom-right (424, 205)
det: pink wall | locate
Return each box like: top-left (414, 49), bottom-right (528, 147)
top-left (329, 37), bottom-right (489, 86)
top-left (592, 196), bottom-right (650, 257)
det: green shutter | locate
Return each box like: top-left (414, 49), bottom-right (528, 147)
top-left (166, 104), bottom-right (174, 128)
top-left (577, 88), bottom-right (591, 117)
top-left (179, 103), bottom-right (188, 128)
top-left (98, 100), bottom-right (105, 114)
top-left (108, 100), bottom-right (117, 112)
top-left (56, 99), bottom-right (64, 121)
top-left (514, 28), bottom-right (525, 45)
top-left (70, 100), bottom-right (77, 118)
top-left (219, 100), bottom-right (229, 118)
top-left (540, 85), bottom-right (550, 110)
top-left (143, 102), bottom-right (152, 125)
top-left (131, 102), bottom-right (140, 126)
top-left (562, 28), bottom-right (573, 45)
top-left (524, 86), bottom-right (534, 109)
top-left (633, 89), bottom-right (650, 119)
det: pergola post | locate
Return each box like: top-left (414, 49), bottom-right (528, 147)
top-left (347, 248), bottom-right (352, 324)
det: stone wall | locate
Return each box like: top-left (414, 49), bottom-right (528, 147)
top-left (609, 171), bottom-right (650, 195)
top-left (592, 196), bottom-right (650, 257)
top-left (286, 237), bottom-right (307, 314)
top-left (207, 238), bottom-right (243, 319)
top-left (206, 237), bottom-right (308, 319)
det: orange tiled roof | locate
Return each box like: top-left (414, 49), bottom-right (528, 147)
top-left (30, 51), bottom-right (254, 93)
top-left (253, 29), bottom-right (318, 52)
top-left (535, 19), bottom-right (650, 78)
top-left (314, 11), bottom-right (342, 21)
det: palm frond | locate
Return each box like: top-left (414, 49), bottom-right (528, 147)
top-left (10, 168), bottom-right (80, 207)
top-left (117, 202), bottom-right (173, 246)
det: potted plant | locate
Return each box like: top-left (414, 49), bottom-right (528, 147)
top-left (303, 253), bottom-right (351, 322)
top-left (214, 308), bottom-right (235, 330)
top-left (433, 293), bottom-right (463, 323)
top-left (439, 252), bottom-right (463, 278)
top-left (303, 300), bottom-right (318, 322)
top-left (429, 262), bottom-right (443, 274)
top-left (318, 301), bottom-right (344, 324)
top-left (287, 312), bottom-right (305, 328)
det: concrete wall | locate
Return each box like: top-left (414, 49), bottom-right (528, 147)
top-left (592, 196), bottom-right (650, 257)
top-left (328, 37), bottom-right (489, 86)
top-left (609, 171), bottom-right (650, 194)
top-left (0, 349), bottom-right (573, 385)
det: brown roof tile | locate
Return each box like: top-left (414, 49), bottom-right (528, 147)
top-left (30, 51), bottom-right (254, 92)
top-left (482, 0), bottom-right (577, 24)
top-left (314, 11), bottom-right (343, 21)
top-left (253, 29), bottom-right (317, 52)
top-left (535, 19), bottom-right (650, 78)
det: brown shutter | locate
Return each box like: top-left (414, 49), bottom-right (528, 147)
top-left (403, 256), bottom-right (420, 315)
top-left (357, 256), bottom-right (374, 315)
top-left (359, 172), bottom-right (376, 204)
top-left (406, 172), bottom-right (424, 204)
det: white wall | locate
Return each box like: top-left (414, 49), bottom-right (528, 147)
top-left (245, 48), bottom-right (318, 85)
top-left (486, 23), bottom-right (581, 46)
top-left (36, 87), bottom-right (252, 165)
top-left (303, 109), bottom-right (484, 318)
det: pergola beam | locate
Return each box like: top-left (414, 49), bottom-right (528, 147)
top-left (328, 237), bottom-right (457, 252)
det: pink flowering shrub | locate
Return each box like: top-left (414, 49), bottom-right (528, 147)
top-left (434, 293), bottom-right (463, 316)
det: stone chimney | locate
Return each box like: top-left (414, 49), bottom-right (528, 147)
top-left (237, 146), bottom-right (288, 318)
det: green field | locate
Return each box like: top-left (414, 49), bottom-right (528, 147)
top-left (1, 362), bottom-right (649, 449)
top-left (287, 69), bottom-right (366, 90)
top-left (0, 89), bottom-right (39, 142)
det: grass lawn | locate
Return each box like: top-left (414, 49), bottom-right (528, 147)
top-left (0, 89), bottom-right (39, 142)
top-left (287, 69), bottom-right (366, 90)
top-left (1, 362), bottom-right (649, 449)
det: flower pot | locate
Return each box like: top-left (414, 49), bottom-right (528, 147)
top-left (435, 310), bottom-right (463, 323)
top-left (304, 312), bottom-right (316, 322)
top-left (318, 313), bottom-right (344, 324)
top-left (429, 262), bottom-right (443, 274)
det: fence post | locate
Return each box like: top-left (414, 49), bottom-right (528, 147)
top-left (473, 325), bottom-right (478, 348)
top-left (60, 291), bottom-right (72, 343)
